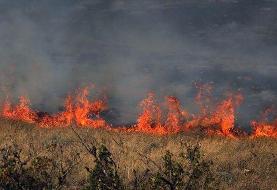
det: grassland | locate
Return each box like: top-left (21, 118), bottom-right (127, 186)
top-left (0, 118), bottom-right (276, 189)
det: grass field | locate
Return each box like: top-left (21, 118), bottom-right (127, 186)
top-left (0, 118), bottom-right (276, 189)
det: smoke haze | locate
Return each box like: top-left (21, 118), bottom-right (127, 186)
top-left (0, 0), bottom-right (277, 125)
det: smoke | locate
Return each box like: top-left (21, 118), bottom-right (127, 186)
top-left (0, 0), bottom-right (277, 125)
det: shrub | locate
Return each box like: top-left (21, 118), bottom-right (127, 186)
top-left (0, 142), bottom-right (80, 190)
top-left (0, 144), bottom-right (53, 189)
top-left (132, 144), bottom-right (217, 190)
top-left (85, 145), bottom-right (124, 190)
top-left (184, 144), bottom-right (216, 190)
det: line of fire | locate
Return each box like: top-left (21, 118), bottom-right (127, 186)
top-left (1, 84), bottom-right (276, 138)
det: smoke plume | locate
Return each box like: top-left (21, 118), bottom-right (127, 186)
top-left (0, 0), bottom-right (277, 125)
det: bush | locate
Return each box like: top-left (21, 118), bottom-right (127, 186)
top-left (151, 151), bottom-right (186, 189)
top-left (184, 144), bottom-right (216, 190)
top-left (85, 144), bottom-right (217, 190)
top-left (0, 141), bottom-right (80, 190)
top-left (0, 144), bottom-right (53, 189)
top-left (0, 137), bottom-right (217, 189)
top-left (85, 145), bottom-right (124, 190)
top-left (150, 144), bottom-right (216, 190)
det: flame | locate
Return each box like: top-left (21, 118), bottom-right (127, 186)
top-left (132, 90), bottom-right (243, 137)
top-left (186, 84), bottom-right (243, 137)
top-left (74, 87), bottom-right (107, 128)
top-left (133, 93), bottom-right (191, 135)
top-left (251, 108), bottom-right (277, 138)
top-left (135, 93), bottom-right (164, 134)
top-left (251, 121), bottom-right (277, 138)
top-left (2, 96), bottom-right (37, 123)
top-left (0, 84), bottom-right (276, 138)
top-left (165, 96), bottom-right (190, 133)
top-left (201, 94), bottom-right (243, 137)
top-left (164, 96), bottom-right (182, 133)
top-left (38, 96), bottom-right (74, 127)
top-left (1, 87), bottom-right (107, 128)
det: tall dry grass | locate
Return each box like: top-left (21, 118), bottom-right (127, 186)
top-left (0, 118), bottom-right (276, 189)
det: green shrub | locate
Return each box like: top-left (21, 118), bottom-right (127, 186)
top-left (0, 144), bottom-right (53, 190)
top-left (0, 140), bottom-right (217, 190)
top-left (152, 151), bottom-right (186, 189)
top-left (0, 142), bottom-right (79, 190)
top-left (184, 144), bottom-right (216, 190)
top-left (85, 145), bottom-right (124, 190)
top-left (132, 144), bottom-right (217, 190)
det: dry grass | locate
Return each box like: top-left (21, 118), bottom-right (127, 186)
top-left (0, 118), bottom-right (276, 189)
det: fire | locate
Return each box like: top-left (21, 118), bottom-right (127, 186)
top-left (164, 96), bottom-right (185, 133)
top-left (38, 96), bottom-right (74, 127)
top-left (1, 87), bottom-right (108, 128)
top-left (251, 108), bottom-right (277, 138)
top-left (200, 94), bottom-right (243, 137)
top-left (0, 84), bottom-right (276, 138)
top-left (73, 87), bottom-right (107, 128)
top-left (186, 84), bottom-right (243, 137)
top-left (2, 96), bottom-right (37, 123)
top-left (132, 89), bottom-right (243, 137)
top-left (132, 93), bottom-right (192, 135)
top-left (135, 93), bottom-right (164, 134)
top-left (251, 121), bottom-right (277, 138)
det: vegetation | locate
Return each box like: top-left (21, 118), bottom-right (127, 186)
top-left (85, 145), bottom-right (124, 190)
top-left (84, 143), bottom-right (216, 190)
top-left (0, 119), bottom-right (276, 189)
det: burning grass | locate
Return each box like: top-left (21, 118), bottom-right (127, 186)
top-left (0, 118), bottom-right (276, 189)
top-left (1, 85), bottom-right (276, 138)
top-left (0, 85), bottom-right (276, 188)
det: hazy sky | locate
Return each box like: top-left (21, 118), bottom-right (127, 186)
top-left (0, 0), bottom-right (277, 125)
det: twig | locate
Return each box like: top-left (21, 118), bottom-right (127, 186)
top-left (70, 125), bottom-right (97, 155)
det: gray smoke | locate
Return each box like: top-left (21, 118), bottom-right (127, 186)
top-left (0, 0), bottom-right (277, 125)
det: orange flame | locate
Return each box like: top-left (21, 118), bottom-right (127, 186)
top-left (1, 87), bottom-right (108, 128)
top-left (38, 96), bottom-right (74, 127)
top-left (74, 87), bottom-right (107, 128)
top-left (251, 121), bottom-right (277, 138)
top-left (2, 96), bottom-right (37, 123)
top-left (165, 96), bottom-right (189, 133)
top-left (0, 84), bottom-right (276, 138)
top-left (202, 94), bottom-right (243, 137)
top-left (251, 108), bottom-right (277, 138)
top-left (186, 91), bottom-right (243, 137)
top-left (135, 93), bottom-right (164, 134)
